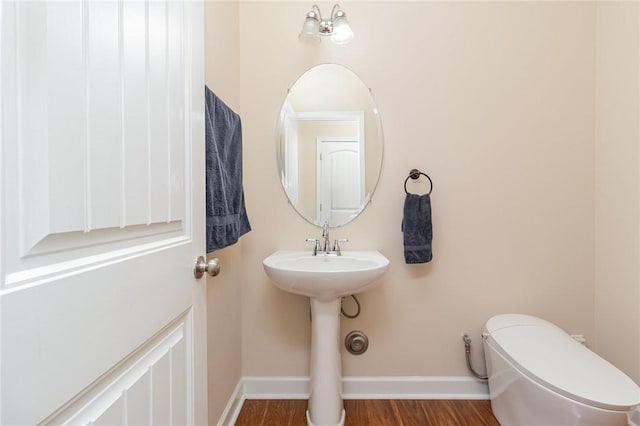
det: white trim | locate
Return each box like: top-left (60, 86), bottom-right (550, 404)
top-left (215, 376), bottom-right (489, 424)
top-left (343, 376), bottom-right (490, 400)
top-left (240, 375), bottom-right (489, 401)
top-left (216, 380), bottom-right (245, 426)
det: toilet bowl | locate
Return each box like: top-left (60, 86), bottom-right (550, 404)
top-left (483, 314), bottom-right (640, 426)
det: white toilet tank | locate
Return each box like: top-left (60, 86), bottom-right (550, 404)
top-left (483, 314), bottom-right (640, 426)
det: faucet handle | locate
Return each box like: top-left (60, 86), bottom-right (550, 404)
top-left (305, 238), bottom-right (321, 256)
top-left (333, 238), bottom-right (349, 255)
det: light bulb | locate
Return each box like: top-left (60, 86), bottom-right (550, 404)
top-left (330, 14), bottom-right (353, 44)
top-left (298, 14), bottom-right (321, 44)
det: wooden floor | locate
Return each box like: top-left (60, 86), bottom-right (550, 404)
top-left (235, 399), bottom-right (499, 425)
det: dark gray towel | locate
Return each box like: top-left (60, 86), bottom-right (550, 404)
top-left (205, 86), bottom-right (251, 252)
top-left (402, 193), bottom-right (433, 264)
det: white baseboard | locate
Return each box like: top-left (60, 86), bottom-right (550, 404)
top-left (216, 380), bottom-right (245, 426)
top-left (342, 376), bottom-right (490, 400)
top-left (242, 375), bottom-right (490, 400)
top-left (217, 376), bottom-right (489, 424)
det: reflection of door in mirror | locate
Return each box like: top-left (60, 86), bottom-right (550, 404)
top-left (317, 137), bottom-right (364, 225)
top-left (294, 111), bottom-right (364, 226)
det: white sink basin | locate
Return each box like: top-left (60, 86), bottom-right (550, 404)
top-left (263, 250), bottom-right (389, 301)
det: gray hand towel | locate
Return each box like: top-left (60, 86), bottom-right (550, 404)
top-left (402, 193), bottom-right (433, 264)
top-left (205, 86), bottom-right (251, 252)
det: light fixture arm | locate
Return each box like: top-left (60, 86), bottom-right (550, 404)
top-left (330, 4), bottom-right (341, 19)
top-left (312, 4), bottom-right (322, 18)
top-left (303, 4), bottom-right (321, 22)
top-left (309, 4), bottom-right (341, 21)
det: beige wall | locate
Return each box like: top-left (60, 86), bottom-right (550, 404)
top-left (238, 2), bottom-right (596, 378)
top-left (594, 1), bottom-right (640, 383)
top-left (204, 1), bottom-right (243, 423)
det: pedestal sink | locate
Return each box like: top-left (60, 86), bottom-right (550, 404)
top-left (263, 250), bottom-right (390, 426)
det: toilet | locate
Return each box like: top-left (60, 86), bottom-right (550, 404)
top-left (482, 314), bottom-right (640, 426)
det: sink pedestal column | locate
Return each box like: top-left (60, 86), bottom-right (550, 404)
top-left (307, 298), bottom-right (345, 426)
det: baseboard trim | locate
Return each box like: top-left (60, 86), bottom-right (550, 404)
top-left (216, 380), bottom-right (245, 426)
top-left (241, 376), bottom-right (490, 400)
top-left (217, 376), bottom-right (489, 424)
top-left (343, 376), bottom-right (490, 400)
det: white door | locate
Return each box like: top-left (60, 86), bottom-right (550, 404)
top-left (317, 138), bottom-right (364, 225)
top-left (0, 2), bottom-right (207, 425)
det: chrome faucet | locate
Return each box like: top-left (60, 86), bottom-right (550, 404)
top-left (306, 221), bottom-right (348, 256)
top-left (322, 221), bottom-right (331, 253)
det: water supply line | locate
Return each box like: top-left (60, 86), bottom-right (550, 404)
top-left (341, 295), bottom-right (361, 319)
top-left (462, 334), bottom-right (488, 381)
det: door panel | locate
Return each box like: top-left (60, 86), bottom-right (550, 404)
top-left (45, 315), bottom-right (189, 425)
top-left (318, 139), bottom-right (364, 225)
top-left (0, 1), bottom-right (206, 424)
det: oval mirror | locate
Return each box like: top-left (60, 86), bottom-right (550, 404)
top-left (277, 64), bottom-right (383, 228)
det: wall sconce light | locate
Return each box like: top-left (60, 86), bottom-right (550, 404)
top-left (298, 4), bottom-right (354, 45)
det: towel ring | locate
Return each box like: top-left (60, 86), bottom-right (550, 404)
top-left (404, 168), bottom-right (433, 195)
